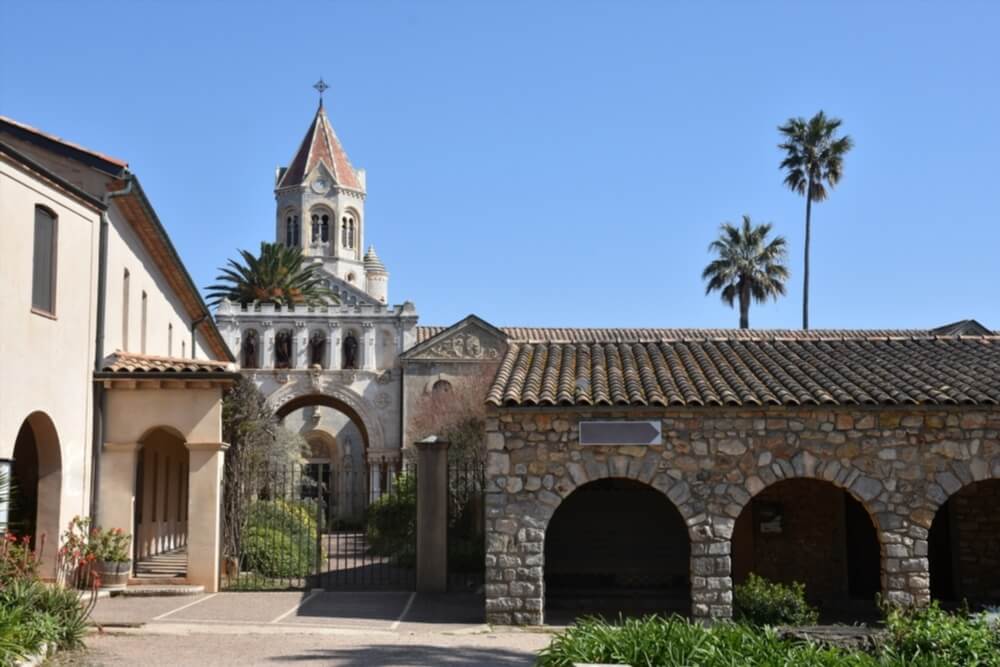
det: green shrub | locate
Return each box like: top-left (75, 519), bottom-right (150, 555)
top-left (365, 473), bottom-right (416, 566)
top-left (536, 615), bottom-right (872, 667)
top-left (239, 499), bottom-right (318, 579)
top-left (734, 573), bottom-right (819, 627)
top-left (241, 527), bottom-right (313, 578)
top-left (880, 601), bottom-right (1000, 667)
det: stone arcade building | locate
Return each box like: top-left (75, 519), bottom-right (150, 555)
top-left (211, 100), bottom-right (1000, 624)
top-left (481, 331), bottom-right (1000, 624)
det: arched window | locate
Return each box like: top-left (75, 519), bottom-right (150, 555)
top-left (32, 206), bottom-right (58, 314)
top-left (432, 379), bottom-right (452, 395)
top-left (311, 214), bottom-right (320, 243)
top-left (342, 214), bottom-right (357, 249)
top-left (320, 214), bottom-right (330, 242)
top-left (285, 214), bottom-right (300, 246)
top-left (241, 329), bottom-right (259, 369)
top-left (342, 332), bottom-right (359, 369)
top-left (341, 216), bottom-right (348, 247)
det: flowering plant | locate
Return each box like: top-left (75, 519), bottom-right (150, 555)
top-left (60, 515), bottom-right (131, 564)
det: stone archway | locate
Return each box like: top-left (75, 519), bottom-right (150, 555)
top-left (133, 427), bottom-right (190, 576)
top-left (9, 412), bottom-right (61, 578)
top-left (928, 476), bottom-right (1000, 607)
top-left (274, 388), bottom-right (385, 454)
top-left (732, 477), bottom-right (882, 619)
top-left (544, 477), bottom-right (691, 623)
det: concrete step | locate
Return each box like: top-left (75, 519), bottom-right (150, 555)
top-left (115, 584), bottom-right (204, 597)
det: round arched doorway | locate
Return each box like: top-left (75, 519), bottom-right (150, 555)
top-left (9, 412), bottom-right (62, 576)
top-left (544, 478), bottom-right (691, 623)
top-left (928, 479), bottom-right (1000, 608)
top-left (732, 478), bottom-right (881, 620)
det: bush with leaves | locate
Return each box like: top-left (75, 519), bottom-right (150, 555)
top-left (365, 472), bottom-right (416, 567)
top-left (734, 573), bottom-right (819, 627)
top-left (880, 601), bottom-right (1000, 666)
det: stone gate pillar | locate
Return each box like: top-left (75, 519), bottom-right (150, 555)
top-left (881, 521), bottom-right (931, 607)
top-left (415, 436), bottom-right (448, 593)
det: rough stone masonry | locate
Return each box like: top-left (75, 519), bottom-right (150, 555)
top-left (483, 406), bottom-right (1000, 625)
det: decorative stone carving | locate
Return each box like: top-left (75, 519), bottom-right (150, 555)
top-left (375, 392), bottom-right (391, 409)
top-left (426, 333), bottom-right (500, 360)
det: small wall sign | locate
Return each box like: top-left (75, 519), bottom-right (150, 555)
top-left (579, 420), bottom-right (662, 446)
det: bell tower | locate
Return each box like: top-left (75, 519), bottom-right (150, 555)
top-left (274, 81), bottom-right (375, 293)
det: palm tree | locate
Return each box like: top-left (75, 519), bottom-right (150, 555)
top-left (778, 111), bottom-right (853, 329)
top-left (206, 242), bottom-right (336, 307)
top-left (702, 215), bottom-right (789, 329)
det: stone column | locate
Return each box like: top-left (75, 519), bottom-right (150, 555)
top-left (97, 442), bottom-right (140, 574)
top-left (295, 321), bottom-right (308, 369)
top-left (328, 323), bottom-right (341, 369)
top-left (186, 442), bottom-right (227, 593)
top-left (690, 518), bottom-right (734, 621)
top-left (415, 436), bottom-right (449, 593)
top-left (882, 522), bottom-right (931, 607)
top-left (363, 323), bottom-right (376, 370)
top-left (261, 320), bottom-right (274, 369)
top-left (369, 460), bottom-right (382, 501)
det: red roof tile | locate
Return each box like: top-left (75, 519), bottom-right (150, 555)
top-left (277, 104), bottom-right (360, 190)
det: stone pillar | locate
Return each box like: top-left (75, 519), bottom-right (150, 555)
top-left (261, 320), bottom-right (274, 369)
top-left (294, 321), bottom-right (308, 369)
top-left (882, 523), bottom-right (931, 607)
top-left (362, 323), bottom-right (376, 370)
top-left (690, 518), bottom-right (734, 621)
top-left (186, 442), bottom-right (227, 593)
top-left (328, 323), bottom-right (340, 369)
top-left (97, 442), bottom-right (140, 572)
top-left (369, 460), bottom-right (382, 501)
top-left (415, 436), bottom-right (448, 593)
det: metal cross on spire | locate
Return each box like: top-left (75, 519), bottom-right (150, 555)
top-left (313, 78), bottom-right (329, 107)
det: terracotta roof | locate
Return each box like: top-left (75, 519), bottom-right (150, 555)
top-left (416, 326), bottom-right (999, 344)
top-left (277, 104), bottom-right (360, 190)
top-left (487, 336), bottom-right (1000, 408)
top-left (98, 351), bottom-right (237, 375)
top-left (0, 115), bottom-right (128, 173)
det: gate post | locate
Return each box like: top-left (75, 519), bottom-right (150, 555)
top-left (415, 436), bottom-right (449, 593)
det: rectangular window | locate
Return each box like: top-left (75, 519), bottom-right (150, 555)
top-left (122, 270), bottom-right (130, 350)
top-left (141, 292), bottom-right (148, 354)
top-left (31, 207), bottom-right (57, 314)
top-left (181, 340), bottom-right (186, 358)
top-left (168, 323), bottom-right (173, 356)
top-left (151, 452), bottom-right (158, 524)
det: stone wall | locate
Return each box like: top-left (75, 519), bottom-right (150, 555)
top-left (483, 407), bottom-right (1000, 625)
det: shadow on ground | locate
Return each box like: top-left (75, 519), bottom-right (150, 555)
top-left (266, 644), bottom-right (535, 666)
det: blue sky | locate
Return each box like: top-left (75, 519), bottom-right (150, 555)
top-left (3, 2), bottom-right (998, 330)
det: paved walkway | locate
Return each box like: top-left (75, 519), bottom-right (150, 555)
top-left (59, 591), bottom-right (554, 666)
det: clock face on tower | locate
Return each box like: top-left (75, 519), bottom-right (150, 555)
top-left (311, 179), bottom-right (329, 194)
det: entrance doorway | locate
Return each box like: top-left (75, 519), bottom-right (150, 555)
top-left (929, 479), bottom-right (1000, 608)
top-left (8, 412), bottom-right (61, 577)
top-left (544, 478), bottom-right (691, 622)
top-left (133, 428), bottom-right (189, 581)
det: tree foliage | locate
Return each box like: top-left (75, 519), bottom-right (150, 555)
top-left (205, 241), bottom-right (336, 307)
top-left (702, 215), bottom-right (789, 329)
top-left (778, 110), bottom-right (853, 329)
top-left (408, 370), bottom-right (496, 462)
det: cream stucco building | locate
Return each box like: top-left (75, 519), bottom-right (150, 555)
top-left (0, 118), bottom-right (236, 591)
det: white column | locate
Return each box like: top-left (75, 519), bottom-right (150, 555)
top-left (329, 323), bottom-right (341, 369)
top-left (370, 460), bottom-right (382, 501)
top-left (98, 443), bottom-right (140, 575)
top-left (262, 320), bottom-right (274, 369)
top-left (295, 321), bottom-right (308, 369)
top-left (363, 323), bottom-right (376, 370)
top-left (186, 442), bottom-right (227, 593)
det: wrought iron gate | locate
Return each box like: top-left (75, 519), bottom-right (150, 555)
top-left (447, 458), bottom-right (486, 591)
top-left (222, 461), bottom-right (416, 591)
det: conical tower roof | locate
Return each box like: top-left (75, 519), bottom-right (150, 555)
top-left (364, 245), bottom-right (386, 273)
top-left (277, 102), bottom-right (361, 190)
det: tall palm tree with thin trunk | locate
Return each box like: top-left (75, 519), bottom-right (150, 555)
top-left (778, 111), bottom-right (853, 329)
top-left (703, 215), bottom-right (789, 329)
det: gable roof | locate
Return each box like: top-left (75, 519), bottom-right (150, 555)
top-left (0, 140), bottom-right (106, 212)
top-left (931, 319), bottom-right (993, 337)
top-left (276, 103), bottom-right (361, 191)
top-left (488, 335), bottom-right (1000, 408)
top-left (402, 314), bottom-right (507, 361)
top-left (0, 115), bottom-right (233, 362)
